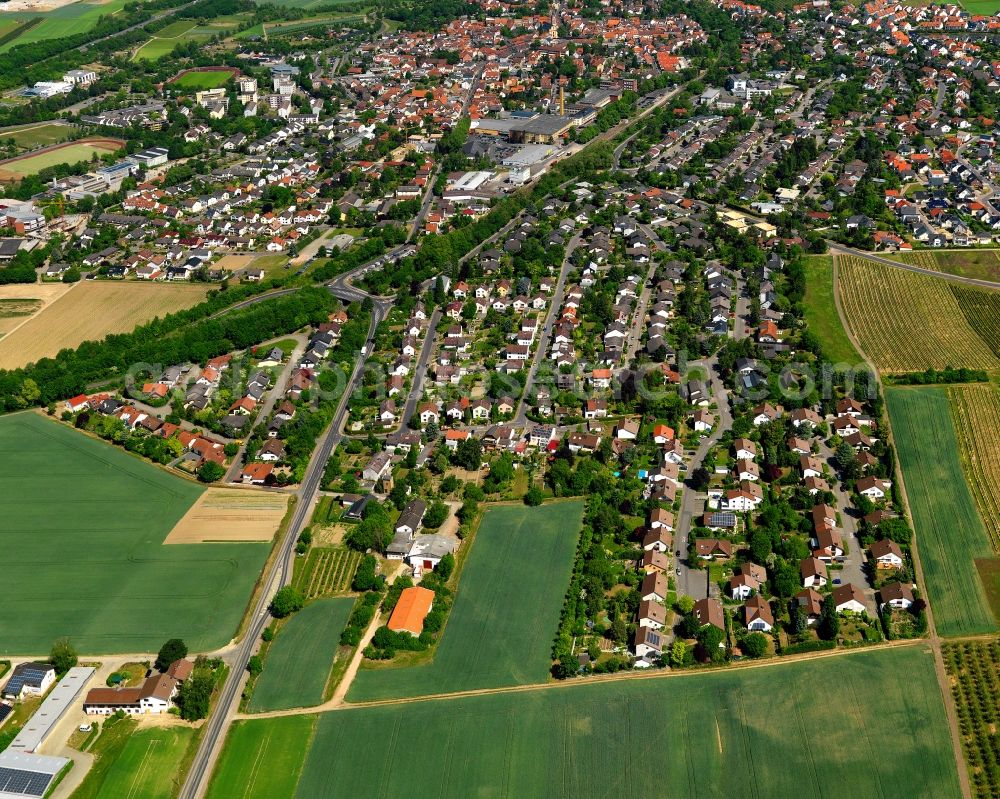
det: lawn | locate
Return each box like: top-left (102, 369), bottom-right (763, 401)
top-left (249, 597), bottom-right (356, 712)
top-left (295, 646), bottom-right (960, 798)
top-left (0, 139), bottom-right (122, 180)
top-left (0, 412), bottom-right (270, 654)
top-left (206, 715), bottom-right (316, 799)
top-left (83, 725), bottom-right (198, 799)
top-left (886, 387), bottom-right (998, 637)
top-left (803, 254), bottom-right (862, 365)
top-left (347, 500), bottom-right (583, 702)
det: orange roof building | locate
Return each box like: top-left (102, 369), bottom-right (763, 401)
top-left (387, 586), bottom-right (435, 636)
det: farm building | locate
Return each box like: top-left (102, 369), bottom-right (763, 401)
top-left (83, 660), bottom-right (191, 716)
top-left (407, 535), bottom-right (457, 572)
top-left (1, 664), bottom-right (55, 702)
top-left (387, 586), bottom-right (435, 636)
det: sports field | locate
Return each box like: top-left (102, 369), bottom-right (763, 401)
top-left (207, 715), bottom-right (316, 799)
top-left (347, 500), bottom-right (583, 702)
top-left (0, 413), bottom-right (269, 654)
top-left (295, 646), bottom-right (960, 798)
top-left (886, 387), bottom-right (998, 637)
top-left (249, 597), bottom-right (355, 712)
top-left (172, 68), bottom-right (237, 89)
top-left (90, 725), bottom-right (197, 799)
top-left (0, 138), bottom-right (123, 181)
top-left (0, 281), bottom-right (210, 369)
top-left (0, 122), bottom-right (73, 151)
top-left (0, 0), bottom-right (130, 53)
top-left (838, 257), bottom-right (1000, 372)
top-left (803, 255), bottom-right (862, 364)
top-left (133, 19), bottom-right (199, 60)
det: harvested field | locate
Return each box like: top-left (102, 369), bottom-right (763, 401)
top-left (0, 281), bottom-right (210, 369)
top-left (0, 137), bottom-right (124, 181)
top-left (165, 489), bottom-right (288, 544)
top-left (0, 282), bottom-right (71, 336)
top-left (838, 256), bottom-right (1000, 372)
top-left (214, 254), bottom-right (256, 272)
top-left (949, 383), bottom-right (1000, 552)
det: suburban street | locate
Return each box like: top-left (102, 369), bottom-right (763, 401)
top-left (672, 355), bottom-right (732, 602)
top-left (513, 231), bottom-right (580, 424)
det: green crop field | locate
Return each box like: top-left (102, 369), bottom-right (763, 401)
top-left (347, 501), bottom-right (583, 702)
top-left (803, 255), bottom-right (862, 365)
top-left (88, 726), bottom-right (197, 799)
top-left (886, 387), bottom-right (998, 637)
top-left (207, 715), bottom-right (316, 799)
top-left (0, 0), bottom-right (130, 53)
top-left (293, 646), bottom-right (960, 798)
top-left (249, 597), bottom-right (355, 712)
top-left (960, 0), bottom-right (1000, 13)
top-left (0, 413), bottom-right (269, 654)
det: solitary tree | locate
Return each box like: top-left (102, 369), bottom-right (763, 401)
top-left (155, 639), bottom-right (188, 672)
top-left (49, 638), bottom-right (78, 674)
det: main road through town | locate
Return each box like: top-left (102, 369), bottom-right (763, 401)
top-left (178, 271), bottom-right (392, 799)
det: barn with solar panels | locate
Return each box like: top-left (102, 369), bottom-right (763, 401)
top-left (0, 665), bottom-right (54, 702)
top-left (0, 751), bottom-right (68, 799)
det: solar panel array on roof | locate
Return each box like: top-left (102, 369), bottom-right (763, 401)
top-left (709, 512), bottom-right (737, 527)
top-left (2, 665), bottom-right (50, 698)
top-left (0, 705), bottom-right (11, 724)
top-left (0, 766), bottom-right (53, 798)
